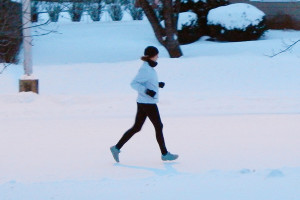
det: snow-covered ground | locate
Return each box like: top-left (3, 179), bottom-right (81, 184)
top-left (0, 18), bottom-right (300, 200)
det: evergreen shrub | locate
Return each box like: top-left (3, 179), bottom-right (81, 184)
top-left (207, 3), bottom-right (267, 41)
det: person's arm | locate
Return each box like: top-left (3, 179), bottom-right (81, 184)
top-left (130, 68), bottom-right (148, 94)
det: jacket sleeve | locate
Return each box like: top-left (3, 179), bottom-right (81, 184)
top-left (130, 68), bottom-right (148, 94)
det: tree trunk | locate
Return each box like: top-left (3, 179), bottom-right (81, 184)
top-left (165, 40), bottom-right (182, 58)
top-left (139, 0), bottom-right (165, 45)
top-left (139, 0), bottom-right (183, 58)
top-left (161, 0), bottom-right (182, 58)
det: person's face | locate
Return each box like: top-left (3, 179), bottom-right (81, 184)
top-left (150, 54), bottom-right (159, 62)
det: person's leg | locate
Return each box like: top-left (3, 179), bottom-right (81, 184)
top-left (115, 103), bottom-right (147, 150)
top-left (142, 104), bottom-right (168, 155)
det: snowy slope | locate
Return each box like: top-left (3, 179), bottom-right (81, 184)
top-left (0, 19), bottom-right (300, 200)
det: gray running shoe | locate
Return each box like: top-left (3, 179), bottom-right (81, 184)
top-left (162, 152), bottom-right (179, 161)
top-left (110, 146), bottom-right (120, 163)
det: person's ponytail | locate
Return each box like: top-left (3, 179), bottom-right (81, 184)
top-left (141, 56), bottom-right (150, 62)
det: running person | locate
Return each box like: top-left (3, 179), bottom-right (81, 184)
top-left (110, 46), bottom-right (178, 162)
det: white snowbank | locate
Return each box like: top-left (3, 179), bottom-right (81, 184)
top-left (207, 3), bottom-right (265, 30)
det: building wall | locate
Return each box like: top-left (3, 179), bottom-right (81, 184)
top-left (229, 0), bottom-right (300, 29)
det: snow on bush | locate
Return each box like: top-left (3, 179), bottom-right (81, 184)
top-left (87, 2), bottom-right (103, 22)
top-left (68, 2), bottom-right (85, 22)
top-left (160, 12), bottom-right (197, 30)
top-left (127, 3), bottom-right (143, 20)
top-left (181, 0), bottom-right (201, 3)
top-left (207, 3), bottom-right (267, 41)
top-left (108, 3), bottom-right (123, 21)
top-left (177, 12), bottom-right (198, 30)
top-left (161, 12), bottom-right (200, 44)
top-left (178, 12), bottom-right (201, 44)
top-left (45, 3), bottom-right (62, 22)
top-left (179, 0), bottom-right (230, 37)
top-left (207, 3), bottom-right (264, 30)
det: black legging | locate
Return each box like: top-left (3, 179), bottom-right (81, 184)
top-left (116, 103), bottom-right (168, 155)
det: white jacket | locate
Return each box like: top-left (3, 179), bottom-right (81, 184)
top-left (131, 62), bottom-right (159, 104)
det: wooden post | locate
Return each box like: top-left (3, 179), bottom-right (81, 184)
top-left (19, 79), bottom-right (39, 93)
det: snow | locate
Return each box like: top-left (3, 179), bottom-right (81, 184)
top-left (177, 12), bottom-right (198, 30)
top-left (20, 74), bottom-right (37, 80)
top-left (207, 3), bottom-right (265, 30)
top-left (161, 12), bottom-right (197, 30)
top-left (0, 18), bottom-right (300, 200)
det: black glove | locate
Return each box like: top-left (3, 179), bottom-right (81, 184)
top-left (145, 89), bottom-right (156, 97)
top-left (159, 82), bottom-right (165, 88)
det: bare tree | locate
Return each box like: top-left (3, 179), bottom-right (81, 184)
top-left (0, 0), bottom-right (53, 74)
top-left (138, 0), bottom-right (182, 58)
top-left (0, 62), bottom-right (11, 74)
top-left (267, 39), bottom-right (300, 58)
top-left (0, 0), bottom-right (23, 65)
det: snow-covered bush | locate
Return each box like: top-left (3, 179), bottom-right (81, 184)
top-left (108, 3), bottom-right (123, 21)
top-left (127, 4), bottom-right (143, 20)
top-left (68, 2), bottom-right (85, 22)
top-left (119, 0), bottom-right (131, 6)
top-left (160, 11), bottom-right (200, 44)
top-left (207, 3), bottom-right (267, 41)
top-left (177, 12), bottom-right (200, 44)
top-left (180, 0), bottom-right (229, 37)
top-left (180, 0), bottom-right (196, 12)
top-left (87, 2), bottom-right (103, 21)
top-left (45, 3), bottom-right (62, 22)
top-left (31, 1), bottom-right (39, 22)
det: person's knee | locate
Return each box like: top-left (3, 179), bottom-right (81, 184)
top-left (155, 122), bottom-right (163, 130)
top-left (131, 125), bottom-right (142, 133)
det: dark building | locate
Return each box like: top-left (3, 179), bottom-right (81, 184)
top-left (229, 0), bottom-right (300, 29)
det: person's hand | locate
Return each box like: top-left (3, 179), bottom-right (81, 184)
top-left (159, 82), bottom-right (165, 88)
top-left (145, 89), bottom-right (156, 97)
